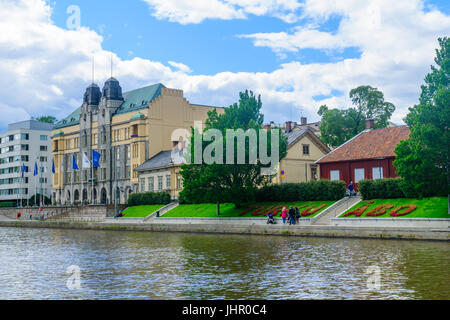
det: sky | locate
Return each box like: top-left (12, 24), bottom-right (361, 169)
top-left (0, 0), bottom-right (449, 131)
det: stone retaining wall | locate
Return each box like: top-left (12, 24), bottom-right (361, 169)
top-left (0, 220), bottom-right (448, 241)
top-left (331, 217), bottom-right (450, 228)
top-left (154, 217), bottom-right (314, 225)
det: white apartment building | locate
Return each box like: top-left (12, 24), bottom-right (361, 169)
top-left (0, 120), bottom-right (53, 205)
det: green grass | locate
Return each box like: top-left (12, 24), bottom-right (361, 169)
top-left (121, 205), bottom-right (166, 218)
top-left (161, 201), bottom-right (335, 218)
top-left (339, 197), bottom-right (449, 218)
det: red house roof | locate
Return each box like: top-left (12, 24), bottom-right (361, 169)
top-left (316, 126), bottom-right (410, 164)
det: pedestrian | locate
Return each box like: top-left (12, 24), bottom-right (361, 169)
top-left (281, 207), bottom-right (287, 224)
top-left (16, 211), bottom-right (21, 219)
top-left (295, 206), bottom-right (300, 224)
top-left (348, 181), bottom-right (354, 197)
top-left (288, 206), bottom-right (296, 225)
top-left (29, 213), bottom-right (32, 220)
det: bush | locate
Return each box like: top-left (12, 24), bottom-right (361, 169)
top-left (254, 180), bottom-right (346, 202)
top-left (127, 191), bottom-right (171, 206)
top-left (359, 178), bottom-right (409, 200)
top-left (0, 201), bottom-right (15, 208)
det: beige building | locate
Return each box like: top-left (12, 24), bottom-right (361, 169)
top-left (272, 127), bottom-right (330, 184)
top-left (51, 78), bottom-right (222, 205)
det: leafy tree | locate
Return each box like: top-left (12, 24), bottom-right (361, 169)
top-left (394, 37), bottom-right (449, 199)
top-left (36, 116), bottom-right (57, 124)
top-left (180, 90), bottom-right (287, 209)
top-left (318, 86), bottom-right (395, 147)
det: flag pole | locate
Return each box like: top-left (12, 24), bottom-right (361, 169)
top-left (91, 150), bottom-right (94, 205)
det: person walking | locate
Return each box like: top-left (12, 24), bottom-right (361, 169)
top-left (348, 181), bottom-right (354, 197)
top-left (281, 207), bottom-right (287, 224)
top-left (288, 206), bottom-right (296, 225)
top-left (295, 206), bottom-right (300, 224)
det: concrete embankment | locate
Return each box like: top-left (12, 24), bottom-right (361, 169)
top-left (0, 219), bottom-right (448, 241)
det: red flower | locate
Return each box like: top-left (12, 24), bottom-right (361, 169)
top-left (389, 205), bottom-right (417, 217)
top-left (343, 205), bottom-right (369, 217)
top-left (366, 204), bottom-right (394, 216)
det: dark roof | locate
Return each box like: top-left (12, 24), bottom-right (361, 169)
top-left (135, 148), bottom-right (186, 172)
top-left (284, 129), bottom-right (308, 146)
top-left (316, 126), bottom-right (410, 164)
top-left (55, 83), bottom-right (166, 129)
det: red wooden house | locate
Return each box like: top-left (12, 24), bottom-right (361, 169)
top-left (315, 120), bottom-right (410, 189)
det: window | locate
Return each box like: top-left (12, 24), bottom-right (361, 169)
top-left (158, 176), bottom-right (163, 190)
top-left (93, 134), bottom-right (98, 145)
top-left (372, 167), bottom-right (383, 180)
top-left (176, 175), bottom-right (182, 190)
top-left (40, 156), bottom-right (47, 162)
top-left (148, 177), bottom-right (154, 192)
top-left (40, 135), bottom-right (48, 141)
top-left (21, 133), bottom-right (29, 140)
top-left (354, 168), bottom-right (365, 183)
top-left (116, 148), bottom-right (120, 161)
top-left (140, 178), bottom-right (145, 192)
top-left (330, 170), bottom-right (340, 181)
top-left (166, 175), bottom-right (171, 189)
top-left (302, 145), bottom-right (310, 155)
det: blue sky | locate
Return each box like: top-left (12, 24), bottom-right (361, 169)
top-left (0, 0), bottom-right (449, 130)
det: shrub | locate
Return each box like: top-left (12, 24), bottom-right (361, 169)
top-left (0, 201), bottom-right (15, 208)
top-left (359, 178), bottom-right (409, 200)
top-left (127, 191), bottom-right (171, 206)
top-left (254, 180), bottom-right (346, 202)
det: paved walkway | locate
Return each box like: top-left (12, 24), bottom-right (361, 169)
top-left (313, 196), bottom-right (361, 225)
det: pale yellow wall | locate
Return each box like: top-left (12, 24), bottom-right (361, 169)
top-left (274, 133), bottom-right (327, 184)
top-left (51, 86), bottom-right (222, 190)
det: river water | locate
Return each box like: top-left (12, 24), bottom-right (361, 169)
top-left (0, 227), bottom-right (448, 300)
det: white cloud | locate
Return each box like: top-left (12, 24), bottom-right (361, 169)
top-left (168, 61), bottom-right (192, 73)
top-left (0, 0), bottom-right (448, 132)
top-left (142, 0), bottom-right (302, 24)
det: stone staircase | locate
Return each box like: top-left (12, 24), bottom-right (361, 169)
top-left (313, 195), bottom-right (361, 225)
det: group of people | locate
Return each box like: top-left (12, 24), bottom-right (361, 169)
top-left (266, 206), bottom-right (301, 225)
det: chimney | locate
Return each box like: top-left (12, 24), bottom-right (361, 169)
top-left (365, 119), bottom-right (374, 130)
top-left (301, 117), bottom-right (307, 125)
top-left (285, 121), bottom-right (292, 132)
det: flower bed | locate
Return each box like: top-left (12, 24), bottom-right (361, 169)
top-left (338, 197), bottom-right (448, 219)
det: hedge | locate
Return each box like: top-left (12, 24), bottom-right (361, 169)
top-left (358, 178), bottom-right (408, 200)
top-left (127, 191), bottom-right (171, 206)
top-left (254, 180), bottom-right (346, 202)
top-left (0, 201), bottom-right (15, 208)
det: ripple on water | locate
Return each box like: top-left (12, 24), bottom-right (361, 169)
top-left (0, 227), bottom-right (448, 299)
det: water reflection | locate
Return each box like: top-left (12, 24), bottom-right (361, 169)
top-left (0, 227), bottom-right (448, 299)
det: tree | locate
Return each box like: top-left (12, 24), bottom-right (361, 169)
top-left (179, 90), bottom-right (288, 209)
top-left (36, 116), bottom-right (57, 124)
top-left (318, 86), bottom-right (395, 147)
top-left (394, 37), bottom-right (449, 199)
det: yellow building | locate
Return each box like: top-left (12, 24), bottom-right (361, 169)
top-left (273, 127), bottom-right (330, 184)
top-left (51, 78), bottom-right (222, 205)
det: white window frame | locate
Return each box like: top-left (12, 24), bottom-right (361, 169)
top-left (372, 167), bottom-right (383, 180)
top-left (354, 168), bottom-right (365, 183)
top-left (330, 170), bottom-right (340, 181)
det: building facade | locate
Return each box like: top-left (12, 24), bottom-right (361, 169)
top-left (315, 120), bottom-right (410, 189)
top-left (135, 146), bottom-right (186, 200)
top-left (0, 120), bottom-right (53, 205)
top-left (272, 126), bottom-right (330, 184)
top-left (51, 78), bottom-right (222, 205)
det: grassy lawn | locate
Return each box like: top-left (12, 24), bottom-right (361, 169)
top-left (339, 197), bottom-right (449, 218)
top-left (121, 205), bottom-right (166, 218)
top-left (161, 201), bottom-right (335, 218)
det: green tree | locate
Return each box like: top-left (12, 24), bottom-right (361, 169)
top-left (180, 90), bottom-right (287, 209)
top-left (394, 37), bottom-right (449, 199)
top-left (318, 86), bottom-right (395, 147)
top-left (36, 116), bottom-right (57, 124)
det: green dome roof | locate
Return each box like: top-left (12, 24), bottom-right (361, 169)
top-left (130, 112), bottom-right (145, 121)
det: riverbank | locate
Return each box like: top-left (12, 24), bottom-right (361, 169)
top-left (0, 219), bottom-right (448, 241)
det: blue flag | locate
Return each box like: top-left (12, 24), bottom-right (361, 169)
top-left (52, 158), bottom-right (55, 174)
top-left (92, 150), bottom-right (101, 168)
top-left (33, 162), bottom-right (38, 176)
top-left (21, 163), bottom-right (26, 178)
top-left (72, 154), bottom-right (79, 170)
